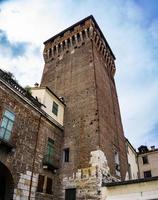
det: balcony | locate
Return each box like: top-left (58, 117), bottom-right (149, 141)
top-left (42, 154), bottom-right (60, 171)
top-left (0, 137), bottom-right (15, 152)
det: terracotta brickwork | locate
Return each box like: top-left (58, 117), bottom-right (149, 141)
top-left (41, 14), bottom-right (128, 186)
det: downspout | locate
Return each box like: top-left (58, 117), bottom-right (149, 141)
top-left (28, 114), bottom-right (42, 200)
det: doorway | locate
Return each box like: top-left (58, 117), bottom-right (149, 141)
top-left (0, 162), bottom-right (14, 200)
top-left (65, 188), bottom-right (76, 200)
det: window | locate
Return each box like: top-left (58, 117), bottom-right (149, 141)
top-left (142, 156), bottom-right (148, 164)
top-left (128, 163), bottom-right (132, 180)
top-left (52, 101), bottom-right (58, 116)
top-left (46, 177), bottom-right (52, 194)
top-left (63, 148), bottom-right (69, 162)
top-left (0, 110), bottom-right (15, 141)
top-left (114, 151), bottom-right (120, 176)
top-left (144, 170), bottom-right (152, 178)
top-left (37, 175), bottom-right (44, 193)
top-left (65, 188), bottom-right (76, 200)
top-left (46, 138), bottom-right (54, 164)
top-left (37, 175), bottom-right (52, 194)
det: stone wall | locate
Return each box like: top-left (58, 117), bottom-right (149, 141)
top-left (60, 150), bottom-right (119, 200)
top-left (0, 80), bottom-right (63, 199)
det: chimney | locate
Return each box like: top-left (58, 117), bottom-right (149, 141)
top-left (151, 146), bottom-right (155, 150)
top-left (34, 82), bottom-right (39, 87)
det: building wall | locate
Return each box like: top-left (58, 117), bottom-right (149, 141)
top-left (0, 80), bottom-right (63, 200)
top-left (138, 150), bottom-right (158, 178)
top-left (126, 142), bottom-right (138, 180)
top-left (41, 39), bottom-right (99, 177)
top-left (31, 87), bottom-right (64, 125)
top-left (40, 16), bottom-right (128, 182)
top-left (102, 180), bottom-right (158, 200)
top-left (92, 41), bottom-right (128, 179)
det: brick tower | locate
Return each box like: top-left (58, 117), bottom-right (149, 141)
top-left (41, 15), bottom-right (128, 194)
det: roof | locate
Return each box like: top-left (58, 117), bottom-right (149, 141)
top-left (138, 148), bottom-right (158, 155)
top-left (0, 69), bottom-right (42, 108)
top-left (103, 176), bottom-right (158, 187)
top-left (0, 69), bottom-right (64, 130)
top-left (44, 15), bottom-right (115, 60)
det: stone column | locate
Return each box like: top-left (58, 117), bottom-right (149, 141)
top-left (60, 42), bottom-right (63, 52)
top-left (96, 35), bottom-right (99, 45)
top-left (70, 37), bottom-right (73, 47)
top-left (56, 44), bottom-right (58, 55)
top-left (75, 34), bottom-right (78, 45)
top-left (85, 29), bottom-right (88, 39)
top-left (98, 41), bottom-right (102, 50)
top-left (80, 32), bottom-right (83, 42)
top-left (65, 39), bottom-right (68, 49)
top-left (90, 26), bottom-right (94, 38)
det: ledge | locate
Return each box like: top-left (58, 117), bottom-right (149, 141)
top-left (103, 176), bottom-right (158, 187)
top-left (0, 138), bottom-right (15, 152)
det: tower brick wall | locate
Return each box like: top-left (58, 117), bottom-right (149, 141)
top-left (41, 15), bottom-right (128, 182)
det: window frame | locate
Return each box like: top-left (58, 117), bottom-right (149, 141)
top-left (63, 148), bottom-right (70, 163)
top-left (114, 151), bottom-right (121, 176)
top-left (52, 101), bottom-right (59, 116)
top-left (142, 155), bottom-right (149, 164)
top-left (0, 109), bottom-right (15, 141)
top-left (37, 175), bottom-right (53, 195)
top-left (46, 138), bottom-right (54, 163)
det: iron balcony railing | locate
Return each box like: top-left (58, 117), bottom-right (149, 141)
top-left (0, 69), bottom-right (42, 108)
top-left (43, 154), bottom-right (59, 170)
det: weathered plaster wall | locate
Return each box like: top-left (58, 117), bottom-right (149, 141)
top-left (138, 151), bottom-right (158, 178)
top-left (102, 180), bottom-right (158, 200)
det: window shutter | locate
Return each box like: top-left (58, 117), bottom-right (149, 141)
top-left (37, 175), bottom-right (44, 192)
top-left (46, 177), bottom-right (52, 194)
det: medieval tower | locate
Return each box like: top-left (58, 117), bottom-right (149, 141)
top-left (41, 15), bottom-right (128, 196)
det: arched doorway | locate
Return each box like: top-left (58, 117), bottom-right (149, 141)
top-left (0, 162), bottom-right (14, 200)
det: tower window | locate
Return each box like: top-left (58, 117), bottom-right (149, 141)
top-left (114, 151), bottom-right (120, 176)
top-left (142, 156), bottom-right (148, 164)
top-left (0, 109), bottom-right (15, 141)
top-left (63, 148), bottom-right (69, 162)
top-left (52, 101), bottom-right (58, 116)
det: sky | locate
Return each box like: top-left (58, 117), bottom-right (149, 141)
top-left (0, 0), bottom-right (158, 149)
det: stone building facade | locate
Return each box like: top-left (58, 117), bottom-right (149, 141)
top-left (2, 15), bottom-right (157, 200)
top-left (138, 145), bottom-right (158, 179)
top-left (0, 69), bottom-right (64, 200)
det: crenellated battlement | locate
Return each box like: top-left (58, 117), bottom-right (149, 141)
top-left (43, 15), bottom-right (116, 77)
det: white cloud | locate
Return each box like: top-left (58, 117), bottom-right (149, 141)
top-left (0, 0), bottom-right (158, 148)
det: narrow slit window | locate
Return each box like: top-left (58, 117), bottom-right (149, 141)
top-left (64, 148), bottom-right (69, 162)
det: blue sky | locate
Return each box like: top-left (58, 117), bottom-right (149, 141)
top-left (0, 0), bottom-right (158, 149)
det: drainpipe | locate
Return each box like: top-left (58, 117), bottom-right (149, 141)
top-left (28, 114), bottom-right (42, 200)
